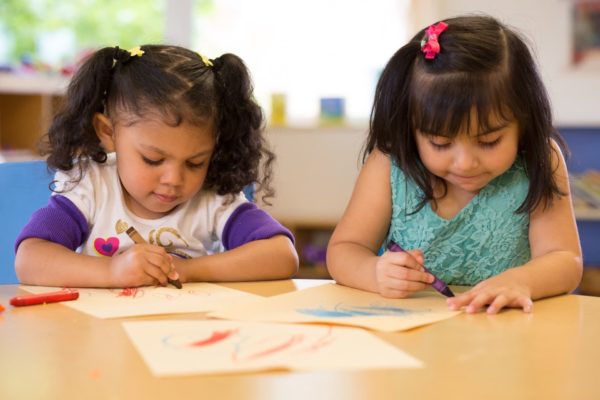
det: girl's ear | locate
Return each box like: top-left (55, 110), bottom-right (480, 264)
top-left (93, 113), bottom-right (116, 152)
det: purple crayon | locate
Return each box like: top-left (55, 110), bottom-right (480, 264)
top-left (387, 241), bottom-right (455, 297)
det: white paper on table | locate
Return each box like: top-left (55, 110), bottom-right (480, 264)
top-left (209, 283), bottom-right (461, 332)
top-left (20, 283), bottom-right (261, 319)
top-left (122, 319), bottom-right (423, 376)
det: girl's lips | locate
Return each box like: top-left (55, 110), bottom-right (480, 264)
top-left (154, 193), bottom-right (178, 203)
top-left (453, 173), bottom-right (482, 181)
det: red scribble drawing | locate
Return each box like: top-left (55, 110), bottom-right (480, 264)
top-left (233, 334), bottom-right (303, 362)
top-left (149, 291), bottom-right (183, 301)
top-left (188, 329), bottom-right (238, 347)
top-left (116, 287), bottom-right (143, 298)
top-left (185, 290), bottom-right (213, 297)
top-left (300, 326), bottom-right (334, 353)
top-left (162, 326), bottom-right (336, 362)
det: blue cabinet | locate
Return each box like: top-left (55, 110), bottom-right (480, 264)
top-left (560, 127), bottom-right (600, 266)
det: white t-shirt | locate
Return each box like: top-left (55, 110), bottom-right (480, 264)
top-left (52, 153), bottom-right (247, 259)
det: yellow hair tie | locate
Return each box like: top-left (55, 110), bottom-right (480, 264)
top-left (128, 46), bottom-right (145, 57)
top-left (198, 53), bottom-right (213, 67)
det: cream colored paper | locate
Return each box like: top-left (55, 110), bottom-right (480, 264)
top-left (209, 283), bottom-right (460, 332)
top-left (122, 320), bottom-right (423, 376)
top-left (21, 283), bottom-right (261, 319)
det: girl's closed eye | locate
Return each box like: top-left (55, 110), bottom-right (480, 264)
top-left (186, 160), bottom-right (206, 169)
top-left (427, 136), bottom-right (452, 150)
top-left (142, 156), bottom-right (163, 166)
top-left (478, 136), bottom-right (502, 148)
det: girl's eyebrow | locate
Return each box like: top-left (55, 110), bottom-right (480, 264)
top-left (476, 122), bottom-right (510, 136)
top-left (140, 144), bottom-right (212, 158)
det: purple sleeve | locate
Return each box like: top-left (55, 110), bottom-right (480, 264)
top-left (221, 202), bottom-right (294, 250)
top-left (14, 195), bottom-right (89, 252)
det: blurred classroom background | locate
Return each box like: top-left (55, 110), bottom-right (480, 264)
top-left (1, 0), bottom-right (599, 291)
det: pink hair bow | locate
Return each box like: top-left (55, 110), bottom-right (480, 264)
top-left (420, 21), bottom-right (448, 60)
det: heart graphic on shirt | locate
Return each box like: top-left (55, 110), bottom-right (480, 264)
top-left (93, 237), bottom-right (120, 257)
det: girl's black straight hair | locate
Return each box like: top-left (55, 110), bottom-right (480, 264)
top-left (364, 14), bottom-right (566, 213)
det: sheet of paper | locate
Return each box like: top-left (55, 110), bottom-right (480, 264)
top-left (21, 283), bottom-right (261, 319)
top-left (123, 320), bottom-right (423, 376)
top-left (209, 283), bottom-right (460, 332)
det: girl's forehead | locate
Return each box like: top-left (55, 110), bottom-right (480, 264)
top-left (113, 108), bottom-right (213, 127)
top-left (116, 113), bottom-right (216, 151)
top-left (416, 108), bottom-right (514, 137)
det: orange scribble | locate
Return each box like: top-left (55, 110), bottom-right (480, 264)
top-left (89, 369), bottom-right (102, 380)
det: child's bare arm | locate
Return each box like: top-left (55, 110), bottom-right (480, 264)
top-left (15, 238), bottom-right (174, 288)
top-left (174, 235), bottom-right (298, 282)
top-left (448, 142), bottom-right (583, 313)
top-left (327, 149), bottom-right (432, 295)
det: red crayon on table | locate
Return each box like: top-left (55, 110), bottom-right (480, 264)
top-left (10, 289), bottom-right (80, 307)
top-left (387, 241), bottom-right (455, 297)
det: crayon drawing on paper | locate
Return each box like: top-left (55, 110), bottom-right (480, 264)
top-left (123, 320), bottom-right (423, 376)
top-left (20, 283), bottom-right (262, 319)
top-left (209, 283), bottom-right (461, 332)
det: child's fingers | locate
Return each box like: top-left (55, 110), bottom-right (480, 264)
top-left (167, 268), bottom-right (180, 281)
top-left (446, 290), bottom-right (487, 312)
top-left (376, 251), bottom-right (433, 297)
top-left (384, 265), bottom-right (433, 284)
top-left (446, 292), bottom-right (473, 310)
top-left (144, 264), bottom-right (169, 286)
top-left (464, 292), bottom-right (498, 313)
top-left (484, 294), bottom-right (533, 314)
top-left (379, 280), bottom-right (429, 298)
top-left (164, 254), bottom-right (180, 281)
top-left (405, 249), bottom-right (425, 266)
top-left (485, 294), bottom-right (510, 314)
top-left (521, 299), bottom-right (533, 313)
top-left (385, 251), bottom-right (425, 272)
top-left (486, 294), bottom-right (532, 314)
top-left (144, 252), bottom-right (174, 276)
top-left (141, 253), bottom-right (174, 285)
top-left (448, 291), bottom-right (533, 314)
top-left (505, 296), bottom-right (533, 313)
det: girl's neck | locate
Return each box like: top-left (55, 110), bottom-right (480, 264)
top-left (431, 181), bottom-right (479, 220)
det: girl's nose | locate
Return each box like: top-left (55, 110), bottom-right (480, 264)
top-left (160, 165), bottom-right (184, 186)
top-left (453, 146), bottom-right (479, 171)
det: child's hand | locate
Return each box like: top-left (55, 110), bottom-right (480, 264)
top-left (375, 249), bottom-right (434, 298)
top-left (446, 272), bottom-right (533, 314)
top-left (108, 244), bottom-right (175, 287)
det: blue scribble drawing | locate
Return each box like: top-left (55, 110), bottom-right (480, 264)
top-left (297, 303), bottom-right (428, 318)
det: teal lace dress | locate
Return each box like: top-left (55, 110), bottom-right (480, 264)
top-left (386, 158), bottom-right (531, 285)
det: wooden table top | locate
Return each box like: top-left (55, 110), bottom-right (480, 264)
top-left (1, 280), bottom-right (599, 400)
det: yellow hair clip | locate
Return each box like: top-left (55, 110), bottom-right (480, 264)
top-left (128, 46), bottom-right (145, 57)
top-left (198, 53), bottom-right (213, 67)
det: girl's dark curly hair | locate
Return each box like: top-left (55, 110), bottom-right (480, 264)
top-left (365, 14), bottom-right (567, 214)
top-left (40, 44), bottom-right (275, 202)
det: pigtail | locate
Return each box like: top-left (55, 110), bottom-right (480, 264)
top-left (367, 41), bottom-right (421, 165)
top-left (366, 40), bottom-right (437, 208)
top-left (206, 53), bottom-right (275, 203)
top-left (505, 31), bottom-right (567, 212)
top-left (41, 47), bottom-right (115, 172)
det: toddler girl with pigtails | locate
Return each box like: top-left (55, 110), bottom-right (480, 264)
top-left (15, 45), bottom-right (299, 288)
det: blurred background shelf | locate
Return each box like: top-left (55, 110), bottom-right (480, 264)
top-left (0, 73), bottom-right (67, 151)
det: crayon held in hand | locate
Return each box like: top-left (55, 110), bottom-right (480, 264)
top-left (387, 241), bottom-right (454, 297)
top-left (124, 226), bottom-right (183, 289)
